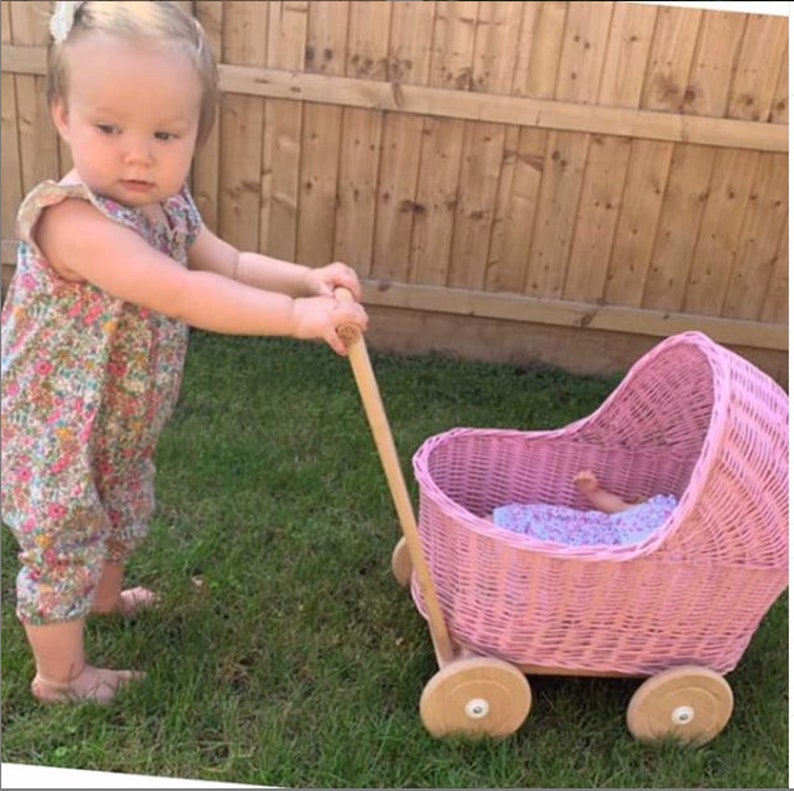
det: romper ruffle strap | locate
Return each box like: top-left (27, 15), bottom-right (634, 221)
top-left (16, 180), bottom-right (204, 261)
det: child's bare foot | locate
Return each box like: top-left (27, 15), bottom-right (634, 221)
top-left (91, 587), bottom-right (160, 618)
top-left (117, 587), bottom-right (159, 617)
top-left (31, 665), bottom-right (144, 705)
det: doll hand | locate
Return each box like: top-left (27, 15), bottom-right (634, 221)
top-left (291, 295), bottom-right (369, 356)
top-left (573, 469), bottom-right (600, 494)
top-left (304, 263), bottom-right (362, 301)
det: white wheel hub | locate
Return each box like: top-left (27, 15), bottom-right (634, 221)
top-left (671, 705), bottom-right (695, 725)
top-left (465, 698), bottom-right (490, 719)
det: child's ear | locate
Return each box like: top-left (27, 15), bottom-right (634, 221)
top-left (50, 98), bottom-right (70, 141)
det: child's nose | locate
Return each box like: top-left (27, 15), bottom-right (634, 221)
top-left (123, 137), bottom-right (154, 166)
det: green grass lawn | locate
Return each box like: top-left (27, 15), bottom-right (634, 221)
top-left (1, 332), bottom-right (788, 788)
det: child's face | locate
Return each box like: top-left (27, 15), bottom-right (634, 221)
top-left (51, 32), bottom-right (203, 209)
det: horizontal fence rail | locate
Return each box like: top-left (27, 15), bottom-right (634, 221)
top-left (1, 45), bottom-right (786, 152)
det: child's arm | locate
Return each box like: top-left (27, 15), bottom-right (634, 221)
top-left (187, 226), bottom-right (363, 301)
top-left (36, 199), bottom-right (367, 354)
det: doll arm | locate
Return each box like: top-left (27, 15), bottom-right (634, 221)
top-left (573, 470), bottom-right (635, 514)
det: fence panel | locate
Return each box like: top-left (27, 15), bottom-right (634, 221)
top-left (1, 1), bottom-right (787, 381)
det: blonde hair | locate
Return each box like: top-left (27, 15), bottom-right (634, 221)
top-left (47, 1), bottom-right (218, 146)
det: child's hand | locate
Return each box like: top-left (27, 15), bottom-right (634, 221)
top-left (291, 295), bottom-right (369, 356)
top-left (303, 262), bottom-right (363, 301)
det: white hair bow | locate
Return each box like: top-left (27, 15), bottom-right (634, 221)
top-left (49, 1), bottom-right (85, 44)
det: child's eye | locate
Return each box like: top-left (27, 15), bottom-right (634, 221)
top-left (97, 124), bottom-right (119, 135)
top-left (154, 131), bottom-right (177, 142)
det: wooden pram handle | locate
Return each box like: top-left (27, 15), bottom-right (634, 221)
top-left (334, 287), bottom-right (365, 348)
top-left (335, 287), bottom-right (456, 666)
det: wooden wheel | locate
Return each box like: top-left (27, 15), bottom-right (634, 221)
top-left (419, 656), bottom-right (532, 738)
top-left (390, 536), bottom-right (412, 587)
top-left (627, 666), bottom-right (733, 745)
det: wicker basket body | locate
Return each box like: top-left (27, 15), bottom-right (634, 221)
top-left (411, 332), bottom-right (788, 676)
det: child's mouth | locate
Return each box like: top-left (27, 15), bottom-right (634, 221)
top-left (121, 179), bottom-right (154, 192)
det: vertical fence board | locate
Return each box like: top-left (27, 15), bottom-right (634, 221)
top-left (760, 220), bottom-right (787, 325)
top-left (408, 1), bottom-right (476, 286)
top-left (598, 2), bottom-right (656, 108)
top-left (261, 1), bottom-right (307, 262)
top-left (769, 42), bottom-right (788, 124)
top-left (524, 131), bottom-right (589, 299)
top-left (472, 1), bottom-right (524, 95)
top-left (640, 5), bottom-right (701, 112)
top-left (409, 117), bottom-right (466, 286)
top-left (564, 135), bottom-right (631, 302)
top-left (590, 3), bottom-right (657, 300)
top-left (642, 144), bottom-right (716, 312)
top-left (722, 153), bottom-right (788, 320)
top-left (554, 1), bottom-right (613, 105)
top-left (297, 1), bottom-right (348, 266)
top-left (193, 0), bottom-right (223, 231)
top-left (604, 140), bottom-right (674, 307)
top-left (598, 4), bottom-right (667, 309)
top-left (333, 1), bottom-right (390, 274)
top-left (483, 2), bottom-right (537, 295)
top-left (11, 1), bottom-right (59, 197)
top-left (564, 3), bottom-right (655, 303)
top-left (684, 149), bottom-right (759, 316)
top-left (296, 100), bottom-right (341, 266)
top-left (371, 112), bottom-right (424, 281)
top-left (683, 11), bottom-right (747, 117)
top-left (486, 127), bottom-right (546, 294)
top-left (295, 104), bottom-right (341, 266)
top-left (507, 2), bottom-right (566, 296)
top-left (448, 2), bottom-right (519, 290)
top-left (447, 121), bottom-right (503, 289)
top-left (515, 1), bottom-right (567, 99)
top-left (545, 2), bottom-right (613, 299)
top-left (333, 107), bottom-right (382, 272)
top-left (219, 2), bottom-right (269, 252)
top-left (726, 14), bottom-right (788, 122)
top-left (485, 125), bottom-right (520, 292)
top-left (508, 2), bottom-right (568, 298)
top-left (371, 0), bottom-right (434, 282)
top-left (1, 1), bottom-right (21, 241)
top-left (429, 0), bottom-right (478, 91)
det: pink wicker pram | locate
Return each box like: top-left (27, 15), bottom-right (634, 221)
top-left (409, 332), bottom-right (788, 737)
top-left (412, 332), bottom-right (788, 674)
top-left (341, 316), bottom-right (787, 743)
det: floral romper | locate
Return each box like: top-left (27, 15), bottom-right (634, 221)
top-left (1, 180), bottom-right (202, 625)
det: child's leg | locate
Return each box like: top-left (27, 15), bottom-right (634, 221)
top-left (92, 456), bottom-right (160, 618)
top-left (14, 518), bottom-right (145, 704)
top-left (90, 560), bottom-right (159, 617)
top-left (574, 470), bottom-right (634, 514)
top-left (25, 619), bottom-right (142, 704)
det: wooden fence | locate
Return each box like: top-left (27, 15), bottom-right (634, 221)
top-left (1, 1), bottom-right (788, 382)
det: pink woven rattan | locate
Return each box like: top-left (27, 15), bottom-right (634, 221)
top-left (411, 332), bottom-right (788, 676)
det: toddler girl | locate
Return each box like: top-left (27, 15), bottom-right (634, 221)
top-left (1, 1), bottom-right (368, 704)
